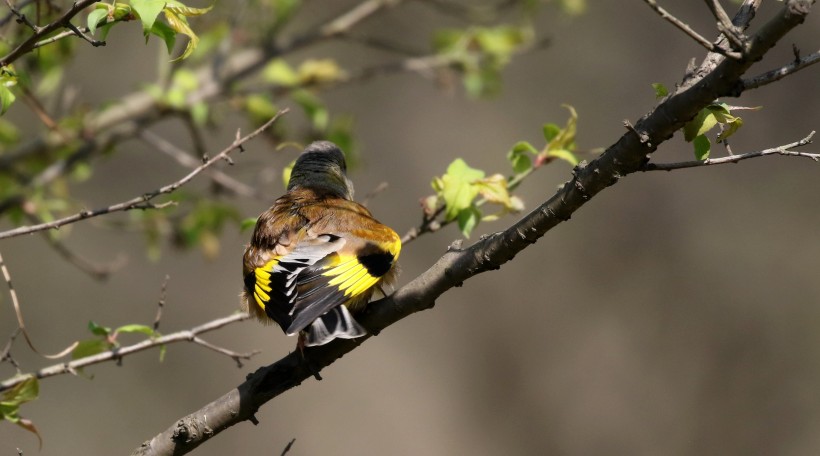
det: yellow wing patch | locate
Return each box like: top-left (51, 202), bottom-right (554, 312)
top-left (323, 256), bottom-right (381, 298)
top-left (253, 258), bottom-right (279, 310)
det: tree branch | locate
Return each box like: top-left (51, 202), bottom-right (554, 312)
top-left (132, 2), bottom-right (816, 455)
top-left (0, 312), bottom-right (254, 393)
top-left (0, 110), bottom-right (287, 240)
top-left (643, 131), bottom-right (816, 171)
top-left (0, 0), bottom-right (100, 67)
top-left (643, 0), bottom-right (742, 59)
top-left (740, 49), bottom-right (820, 91)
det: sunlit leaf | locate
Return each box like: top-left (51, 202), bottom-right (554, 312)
top-left (262, 59), bottom-right (299, 86)
top-left (298, 59), bottom-right (345, 85)
top-left (433, 158), bottom-right (485, 221)
top-left (115, 324), bottom-right (156, 337)
top-left (547, 148), bottom-right (579, 166)
top-left (87, 7), bottom-right (109, 35)
top-left (456, 205), bottom-right (481, 238)
top-left (684, 108), bottom-right (718, 142)
top-left (131, 0), bottom-right (166, 32)
top-left (88, 320), bottom-right (112, 337)
top-left (652, 82), bottom-right (668, 98)
top-left (72, 339), bottom-right (111, 360)
top-left (693, 134), bottom-right (711, 160)
top-left (507, 141), bottom-right (537, 174)
top-left (148, 21), bottom-right (177, 54)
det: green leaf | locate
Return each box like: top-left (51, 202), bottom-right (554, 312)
top-left (297, 59), bottom-right (345, 85)
top-left (0, 118), bottom-right (20, 144)
top-left (693, 134), bottom-right (711, 160)
top-left (716, 116), bottom-right (743, 142)
top-left (88, 320), bottom-right (112, 337)
top-left (131, 0), bottom-right (166, 33)
top-left (507, 141), bottom-right (538, 174)
top-left (87, 8), bottom-right (109, 35)
top-left (0, 85), bottom-right (15, 116)
top-left (72, 339), bottom-right (111, 360)
top-left (172, 68), bottom-right (198, 91)
top-left (1, 376), bottom-right (42, 444)
top-left (165, 1), bottom-right (213, 17)
top-left (240, 217), bottom-right (257, 232)
top-left (1, 375), bottom-right (38, 405)
top-left (433, 158), bottom-right (485, 221)
top-left (547, 148), bottom-right (579, 166)
top-left (191, 101), bottom-right (208, 126)
top-left (148, 21), bottom-right (177, 54)
top-left (163, 9), bottom-right (198, 61)
top-left (652, 82), bottom-right (668, 98)
top-left (327, 116), bottom-right (356, 163)
top-left (456, 205), bottom-right (481, 238)
top-left (684, 108), bottom-right (718, 142)
top-left (559, 0), bottom-right (587, 15)
top-left (115, 324), bottom-right (156, 337)
top-left (273, 0), bottom-right (301, 27)
top-left (245, 94), bottom-right (279, 124)
top-left (262, 59), bottom-right (299, 86)
top-left (158, 344), bottom-right (167, 362)
top-left (475, 174), bottom-right (513, 208)
top-left (291, 89), bottom-right (328, 131)
top-left (542, 123), bottom-right (561, 142)
top-left (282, 159), bottom-right (296, 189)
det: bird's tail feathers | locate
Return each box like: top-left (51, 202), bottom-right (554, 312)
top-left (297, 305), bottom-right (366, 347)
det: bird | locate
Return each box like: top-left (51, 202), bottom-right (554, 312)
top-left (242, 141), bottom-right (401, 347)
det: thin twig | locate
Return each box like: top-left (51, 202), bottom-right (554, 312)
top-left (64, 21), bottom-right (104, 47)
top-left (0, 312), bottom-right (254, 393)
top-left (740, 50), bottom-right (820, 91)
top-left (704, 0), bottom-right (746, 51)
top-left (281, 439), bottom-right (296, 456)
top-left (0, 0), bottom-right (35, 27)
top-left (0, 0), bottom-right (100, 67)
top-left (643, 0), bottom-right (742, 59)
top-left (644, 131), bottom-right (816, 171)
top-left (36, 229), bottom-right (127, 280)
top-left (153, 275), bottom-right (170, 331)
top-left (0, 250), bottom-right (79, 359)
top-left (191, 336), bottom-right (261, 368)
top-left (4, 0), bottom-right (40, 32)
top-left (0, 110), bottom-right (287, 240)
top-left (139, 130), bottom-right (261, 199)
top-left (0, 328), bottom-right (22, 372)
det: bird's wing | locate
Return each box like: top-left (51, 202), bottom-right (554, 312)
top-left (249, 234), bottom-right (345, 326)
top-left (285, 238), bottom-right (398, 336)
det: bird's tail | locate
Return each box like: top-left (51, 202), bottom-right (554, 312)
top-left (302, 305), bottom-right (366, 347)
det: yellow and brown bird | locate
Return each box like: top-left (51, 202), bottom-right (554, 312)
top-left (242, 141), bottom-right (400, 347)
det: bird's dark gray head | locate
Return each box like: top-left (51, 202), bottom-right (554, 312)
top-left (287, 141), bottom-right (354, 199)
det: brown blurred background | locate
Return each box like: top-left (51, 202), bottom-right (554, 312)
top-left (1, 1), bottom-right (820, 454)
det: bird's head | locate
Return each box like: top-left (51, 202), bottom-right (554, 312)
top-left (287, 141), bottom-right (354, 199)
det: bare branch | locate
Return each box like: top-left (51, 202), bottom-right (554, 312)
top-left (0, 110), bottom-right (287, 240)
top-left (139, 130), bottom-right (262, 199)
top-left (0, 0), bottom-right (101, 67)
top-left (191, 337), bottom-right (261, 368)
top-left (153, 275), bottom-right (170, 332)
top-left (704, 0), bottom-right (747, 50)
top-left (643, 0), bottom-right (742, 59)
top-left (0, 250), bottom-right (78, 359)
top-left (740, 49), bottom-right (820, 91)
top-left (643, 132), bottom-right (816, 171)
top-left (0, 312), bottom-right (254, 393)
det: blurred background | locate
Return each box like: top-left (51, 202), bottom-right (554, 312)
top-left (1, 1), bottom-right (819, 454)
